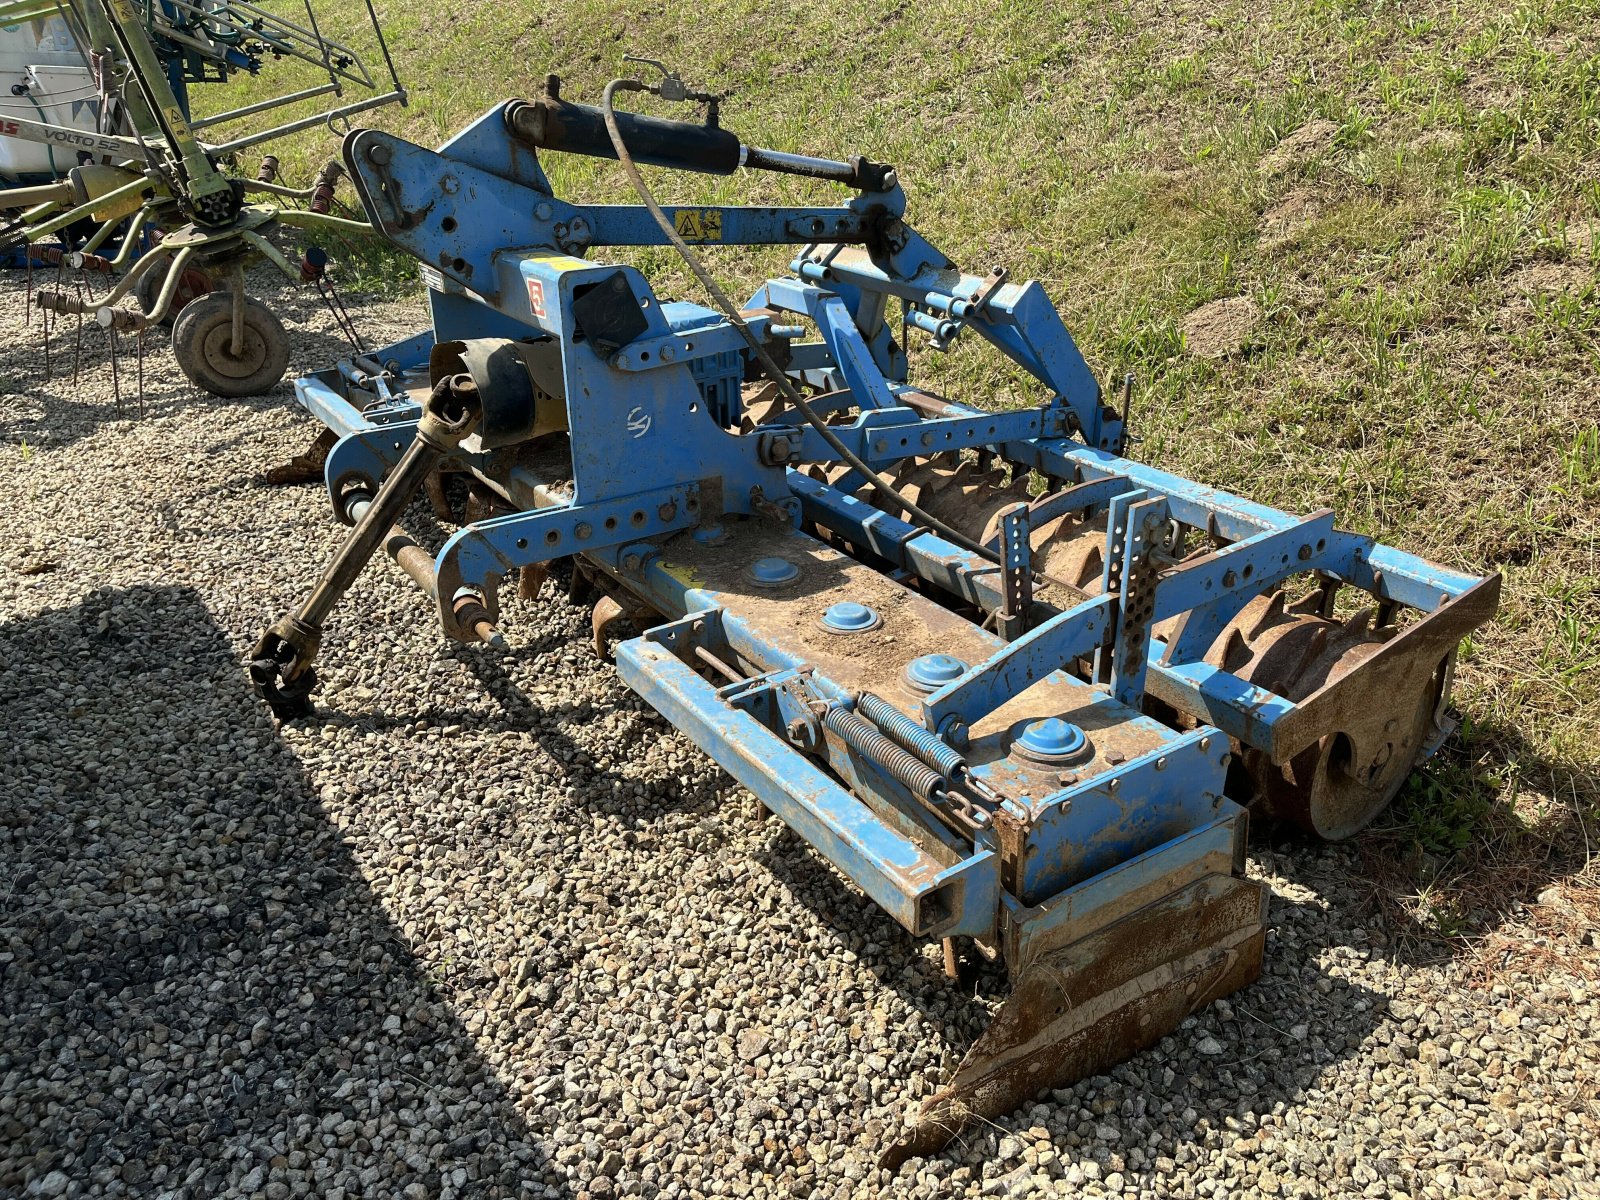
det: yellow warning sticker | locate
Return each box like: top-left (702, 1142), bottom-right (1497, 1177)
top-left (658, 561), bottom-right (704, 587)
top-left (672, 209), bottom-right (724, 242)
top-left (525, 252), bottom-right (591, 271)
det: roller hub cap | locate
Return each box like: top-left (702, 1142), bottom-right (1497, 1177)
top-left (819, 601), bottom-right (880, 633)
top-left (904, 653), bottom-right (967, 694)
top-left (1014, 717), bottom-right (1091, 764)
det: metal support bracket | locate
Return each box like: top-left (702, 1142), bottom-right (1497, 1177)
top-left (433, 483), bottom-right (703, 638)
top-left (997, 503), bottom-right (1032, 642)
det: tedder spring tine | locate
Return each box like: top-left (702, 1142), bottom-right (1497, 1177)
top-left (109, 327), bottom-right (121, 415)
top-left (40, 297), bottom-right (52, 382)
top-left (72, 277), bottom-right (84, 385)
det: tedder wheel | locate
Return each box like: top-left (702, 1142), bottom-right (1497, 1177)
top-left (135, 262), bottom-right (215, 326)
top-left (171, 291), bottom-right (290, 397)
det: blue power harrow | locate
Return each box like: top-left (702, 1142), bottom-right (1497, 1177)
top-left (250, 65), bottom-right (1500, 1160)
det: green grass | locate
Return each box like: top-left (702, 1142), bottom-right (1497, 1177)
top-left (213, 0), bottom-right (1600, 940)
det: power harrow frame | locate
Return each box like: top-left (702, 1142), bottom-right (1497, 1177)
top-left (251, 70), bottom-right (1499, 1159)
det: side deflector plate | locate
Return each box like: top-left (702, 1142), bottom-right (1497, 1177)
top-left (881, 871), bottom-right (1267, 1166)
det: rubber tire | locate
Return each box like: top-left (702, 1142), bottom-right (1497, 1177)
top-left (171, 291), bottom-right (290, 397)
top-left (135, 263), bottom-right (215, 327)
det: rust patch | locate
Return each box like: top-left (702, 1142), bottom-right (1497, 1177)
top-left (881, 873), bottom-right (1267, 1167)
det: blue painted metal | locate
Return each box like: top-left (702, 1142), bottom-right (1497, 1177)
top-left (1015, 718), bottom-right (1089, 762)
top-left (280, 83), bottom-right (1495, 1033)
top-left (820, 601), bottom-right (880, 633)
top-left (270, 83), bottom-right (1501, 1148)
top-left (1002, 812), bottom-right (1247, 968)
top-left (921, 594), bottom-right (1116, 732)
top-left (616, 635), bottom-right (998, 939)
top-left (748, 556), bottom-right (799, 586)
top-left (904, 653), bottom-right (969, 694)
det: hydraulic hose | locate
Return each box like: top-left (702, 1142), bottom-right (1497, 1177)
top-left (598, 78), bottom-right (1003, 568)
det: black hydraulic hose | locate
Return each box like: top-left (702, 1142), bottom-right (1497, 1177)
top-left (598, 78), bottom-right (1003, 568)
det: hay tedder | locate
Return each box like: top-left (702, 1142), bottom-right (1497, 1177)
top-left (249, 66), bottom-right (1499, 1159)
top-left (2, 0), bottom-right (403, 397)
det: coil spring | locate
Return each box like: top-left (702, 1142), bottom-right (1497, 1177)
top-left (856, 692), bottom-right (965, 779)
top-left (823, 705), bottom-right (943, 801)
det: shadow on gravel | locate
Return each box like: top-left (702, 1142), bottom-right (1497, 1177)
top-left (1354, 721), bottom-right (1599, 973)
top-left (0, 299), bottom-right (361, 456)
top-left (0, 585), bottom-right (565, 1198)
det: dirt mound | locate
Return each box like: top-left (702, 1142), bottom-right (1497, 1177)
top-left (1182, 296), bottom-right (1261, 359)
top-left (1260, 189), bottom-right (1321, 247)
top-left (1494, 262), bottom-right (1593, 327)
top-left (1259, 119), bottom-right (1340, 177)
top-left (1564, 219), bottom-right (1598, 258)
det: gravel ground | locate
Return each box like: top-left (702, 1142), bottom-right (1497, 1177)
top-left (3, 268), bottom-right (1597, 1200)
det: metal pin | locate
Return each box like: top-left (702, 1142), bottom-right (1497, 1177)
top-left (109, 326), bottom-right (121, 414)
top-left (1119, 372), bottom-right (1134, 450)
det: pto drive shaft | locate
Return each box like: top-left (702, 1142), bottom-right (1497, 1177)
top-left (249, 374), bottom-right (482, 717)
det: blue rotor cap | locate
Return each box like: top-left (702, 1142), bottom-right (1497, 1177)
top-left (904, 653), bottom-right (968, 693)
top-left (1015, 717), bottom-right (1090, 762)
top-left (747, 556), bottom-right (799, 586)
top-left (820, 601), bottom-right (880, 633)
